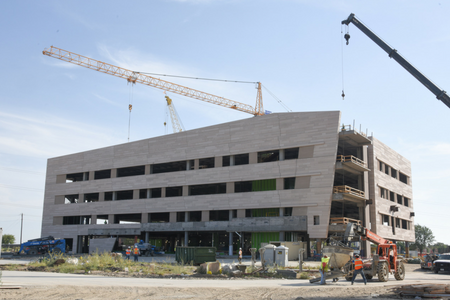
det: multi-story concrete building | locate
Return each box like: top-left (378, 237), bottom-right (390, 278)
top-left (41, 111), bottom-right (415, 255)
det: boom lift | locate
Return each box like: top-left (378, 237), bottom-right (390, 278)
top-left (42, 46), bottom-right (264, 116)
top-left (343, 223), bottom-right (405, 282)
top-left (342, 13), bottom-right (450, 109)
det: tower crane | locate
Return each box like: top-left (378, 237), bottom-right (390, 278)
top-left (165, 95), bottom-right (184, 133)
top-left (42, 46), bottom-right (264, 116)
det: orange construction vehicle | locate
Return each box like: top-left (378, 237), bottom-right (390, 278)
top-left (343, 223), bottom-right (405, 282)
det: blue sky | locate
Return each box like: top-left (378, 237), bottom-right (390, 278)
top-left (1, 0), bottom-right (449, 246)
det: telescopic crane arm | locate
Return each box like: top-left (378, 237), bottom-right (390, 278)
top-left (42, 46), bottom-right (264, 116)
top-left (342, 13), bottom-right (450, 109)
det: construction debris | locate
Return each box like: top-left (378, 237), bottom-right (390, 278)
top-left (392, 284), bottom-right (450, 298)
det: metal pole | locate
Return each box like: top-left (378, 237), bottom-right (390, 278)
top-left (20, 213), bottom-right (23, 244)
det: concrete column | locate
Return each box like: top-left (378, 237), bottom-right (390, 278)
top-left (112, 192), bottom-right (117, 201)
top-left (229, 210), bottom-right (234, 220)
top-left (146, 189), bottom-right (150, 198)
top-left (145, 232), bottom-right (149, 243)
top-left (169, 212), bottom-right (176, 223)
top-left (276, 178), bottom-right (283, 190)
top-left (214, 156), bottom-right (222, 168)
top-left (279, 149), bottom-right (285, 161)
top-left (316, 238), bottom-right (322, 254)
top-left (186, 160), bottom-right (191, 171)
top-left (56, 174), bottom-right (66, 184)
top-left (279, 208), bottom-right (284, 217)
top-left (249, 152), bottom-right (258, 164)
top-left (161, 187), bottom-right (166, 198)
top-left (54, 195), bottom-right (64, 205)
top-left (194, 159), bottom-right (199, 170)
top-left (72, 237), bottom-right (78, 255)
top-left (185, 211), bottom-right (189, 222)
top-left (89, 171), bottom-right (95, 181)
top-left (182, 186), bottom-right (188, 196)
top-left (91, 215), bottom-right (97, 225)
top-left (237, 209), bottom-right (245, 218)
top-left (226, 182), bottom-right (234, 193)
top-left (405, 241), bottom-right (410, 258)
top-left (108, 214), bottom-right (114, 224)
top-left (79, 193), bottom-right (84, 203)
top-left (279, 231), bottom-right (285, 242)
top-left (83, 172), bottom-right (89, 181)
top-left (141, 213), bottom-right (149, 223)
top-left (229, 232), bottom-right (233, 255)
top-left (184, 231), bottom-right (188, 246)
top-left (99, 192), bottom-right (105, 202)
top-left (145, 165), bottom-right (150, 175)
top-left (201, 211), bottom-right (209, 222)
top-left (133, 189), bottom-right (139, 200)
top-left (111, 168), bottom-right (117, 178)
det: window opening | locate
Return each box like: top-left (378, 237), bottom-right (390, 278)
top-left (210, 210), bottom-right (230, 221)
top-left (234, 154), bottom-right (249, 165)
top-left (150, 188), bottom-right (162, 198)
top-left (189, 183), bottom-right (226, 196)
top-left (104, 192), bottom-right (113, 201)
top-left (189, 211), bottom-right (202, 222)
top-left (399, 172), bottom-right (408, 184)
top-left (152, 161), bottom-right (186, 174)
top-left (166, 186), bottom-right (182, 197)
top-left (391, 168), bottom-right (397, 179)
top-left (382, 214), bottom-right (390, 226)
top-left (65, 194), bottom-right (79, 204)
top-left (63, 216), bottom-right (81, 225)
top-left (397, 194), bottom-right (403, 205)
top-left (150, 212), bottom-right (169, 223)
top-left (114, 213), bottom-right (141, 224)
top-left (284, 207), bottom-right (293, 216)
top-left (84, 193), bottom-right (99, 203)
top-left (284, 177), bottom-right (295, 189)
top-left (176, 212), bottom-right (186, 222)
top-left (116, 190), bottom-right (133, 200)
top-left (258, 150), bottom-right (279, 163)
top-left (94, 169), bottom-right (111, 180)
top-left (139, 189), bottom-right (148, 199)
top-left (96, 215), bottom-right (109, 224)
top-left (117, 165), bottom-right (145, 177)
top-left (66, 172), bottom-right (86, 183)
top-left (390, 191), bottom-right (395, 202)
top-left (199, 157), bottom-right (214, 169)
top-left (403, 197), bottom-right (409, 207)
top-left (314, 215), bottom-right (320, 225)
top-left (284, 147), bottom-right (299, 160)
top-left (222, 156), bottom-right (230, 167)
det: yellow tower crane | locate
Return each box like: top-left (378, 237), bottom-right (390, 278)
top-left (42, 46), bottom-right (264, 116)
top-left (165, 95), bottom-right (184, 133)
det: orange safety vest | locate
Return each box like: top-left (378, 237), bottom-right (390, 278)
top-left (354, 259), bottom-right (363, 270)
top-left (134, 248), bottom-right (139, 255)
top-left (239, 249), bottom-right (242, 258)
top-left (126, 249), bottom-right (131, 255)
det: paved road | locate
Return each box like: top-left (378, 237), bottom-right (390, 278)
top-left (1, 266), bottom-right (448, 289)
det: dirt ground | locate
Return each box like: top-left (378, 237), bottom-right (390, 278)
top-left (0, 285), bottom-right (401, 300)
top-left (0, 264), bottom-right (421, 300)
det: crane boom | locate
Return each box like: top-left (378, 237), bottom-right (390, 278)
top-left (165, 96), bottom-right (184, 133)
top-left (342, 13), bottom-right (450, 109)
top-left (42, 46), bottom-right (264, 116)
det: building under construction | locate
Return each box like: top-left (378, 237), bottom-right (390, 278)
top-left (41, 111), bottom-right (415, 255)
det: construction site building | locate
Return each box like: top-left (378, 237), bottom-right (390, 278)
top-left (41, 111), bottom-right (415, 255)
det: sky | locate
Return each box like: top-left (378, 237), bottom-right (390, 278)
top-left (1, 0), bottom-right (449, 246)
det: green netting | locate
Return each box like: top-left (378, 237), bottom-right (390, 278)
top-left (252, 179), bottom-right (276, 191)
top-left (251, 232), bottom-right (279, 250)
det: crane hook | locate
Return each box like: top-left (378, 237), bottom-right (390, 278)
top-left (344, 33), bottom-right (350, 45)
top-left (341, 90), bottom-right (345, 100)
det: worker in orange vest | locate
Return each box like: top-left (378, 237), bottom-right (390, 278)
top-left (351, 254), bottom-right (367, 285)
top-left (238, 248), bottom-right (243, 264)
top-left (133, 246), bottom-right (140, 262)
top-left (125, 247), bottom-right (131, 260)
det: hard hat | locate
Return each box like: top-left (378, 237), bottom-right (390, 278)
top-left (128, 246), bottom-right (130, 249)
top-left (355, 254), bottom-right (360, 258)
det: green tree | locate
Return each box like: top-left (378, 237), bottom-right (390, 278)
top-left (1, 234), bottom-right (15, 245)
top-left (431, 242), bottom-right (449, 254)
top-left (414, 224), bottom-right (435, 254)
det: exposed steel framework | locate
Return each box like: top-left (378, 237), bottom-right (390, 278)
top-left (43, 46), bottom-right (264, 116)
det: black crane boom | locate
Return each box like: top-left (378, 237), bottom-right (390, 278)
top-left (342, 13), bottom-right (450, 109)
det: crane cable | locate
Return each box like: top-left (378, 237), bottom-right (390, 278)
top-left (341, 24), bottom-right (347, 100)
top-left (128, 81), bottom-right (134, 142)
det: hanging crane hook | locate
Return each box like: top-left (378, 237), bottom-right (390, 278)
top-left (344, 33), bottom-right (350, 45)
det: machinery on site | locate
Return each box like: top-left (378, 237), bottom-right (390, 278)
top-left (18, 236), bottom-right (66, 255)
top-left (165, 95), bottom-right (184, 133)
top-left (421, 253), bottom-right (439, 270)
top-left (342, 223), bottom-right (405, 282)
top-left (342, 13), bottom-right (450, 109)
top-left (133, 240), bottom-right (156, 257)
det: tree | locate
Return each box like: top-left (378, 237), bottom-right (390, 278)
top-left (1, 234), bottom-right (15, 245)
top-left (414, 224), bottom-right (435, 254)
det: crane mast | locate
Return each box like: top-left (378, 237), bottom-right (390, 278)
top-left (342, 13), bottom-right (450, 109)
top-left (42, 46), bottom-right (264, 116)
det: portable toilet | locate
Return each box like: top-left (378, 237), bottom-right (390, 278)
top-left (275, 245), bottom-right (289, 267)
top-left (263, 244), bottom-right (276, 265)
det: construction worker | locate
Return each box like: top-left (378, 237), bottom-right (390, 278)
top-left (238, 248), bottom-right (243, 264)
top-left (319, 254), bottom-right (330, 285)
top-left (133, 246), bottom-right (140, 262)
top-left (351, 254), bottom-right (367, 285)
top-left (125, 246), bottom-right (131, 260)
